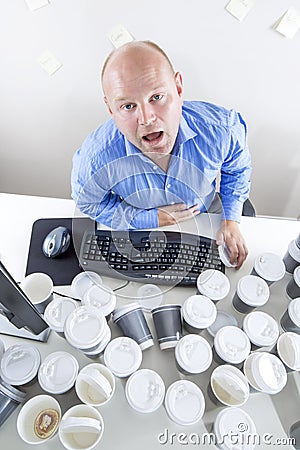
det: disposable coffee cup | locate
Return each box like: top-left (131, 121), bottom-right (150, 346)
top-left (20, 272), bottom-right (54, 314)
top-left (283, 240), bottom-right (300, 274)
top-left (213, 325), bottom-right (251, 366)
top-left (218, 243), bottom-right (238, 268)
top-left (243, 351), bottom-right (287, 394)
top-left (38, 351), bottom-right (79, 394)
top-left (44, 296), bottom-right (78, 337)
top-left (207, 310), bottom-right (238, 337)
top-left (197, 269), bottom-right (230, 302)
top-left (276, 332), bottom-right (300, 372)
top-left (164, 380), bottom-right (205, 426)
top-left (152, 304), bottom-right (182, 350)
top-left (175, 334), bottom-right (212, 375)
top-left (71, 271), bottom-right (103, 301)
top-left (208, 364), bottom-right (249, 407)
top-left (125, 369), bottom-right (165, 413)
top-left (103, 337), bottom-right (142, 378)
top-left (112, 303), bottom-right (154, 350)
top-left (0, 338), bottom-right (4, 361)
top-left (214, 407), bottom-right (257, 450)
top-left (281, 297), bottom-right (300, 333)
top-left (286, 266), bottom-right (300, 300)
top-left (75, 363), bottom-right (115, 407)
top-left (17, 394), bottom-right (61, 445)
top-left (0, 343), bottom-right (41, 387)
top-left (59, 404), bottom-right (104, 450)
top-left (136, 284), bottom-right (164, 312)
top-left (296, 233), bottom-right (300, 248)
top-left (232, 275), bottom-right (270, 314)
top-left (251, 252), bottom-right (285, 285)
top-left (64, 306), bottom-right (110, 356)
top-left (82, 284), bottom-right (116, 321)
top-left (182, 295), bottom-right (217, 333)
top-left (0, 378), bottom-right (26, 427)
top-left (289, 420), bottom-right (300, 450)
top-left (243, 311), bottom-right (279, 349)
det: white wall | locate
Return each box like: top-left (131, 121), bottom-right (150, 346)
top-left (0, 0), bottom-right (299, 218)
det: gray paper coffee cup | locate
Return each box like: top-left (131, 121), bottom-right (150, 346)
top-left (286, 266), bottom-right (300, 300)
top-left (152, 304), bottom-right (182, 350)
top-left (283, 240), bottom-right (300, 274)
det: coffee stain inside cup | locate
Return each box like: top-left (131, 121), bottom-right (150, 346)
top-left (34, 408), bottom-right (60, 439)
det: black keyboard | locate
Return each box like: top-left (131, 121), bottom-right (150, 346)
top-left (79, 230), bottom-right (225, 286)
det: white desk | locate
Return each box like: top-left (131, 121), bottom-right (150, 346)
top-left (0, 193), bottom-right (299, 449)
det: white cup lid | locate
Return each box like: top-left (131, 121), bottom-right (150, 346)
top-left (214, 326), bottom-right (251, 364)
top-left (71, 271), bottom-right (103, 300)
top-left (243, 311), bottom-right (279, 347)
top-left (254, 252), bottom-right (285, 281)
top-left (288, 298), bottom-right (300, 327)
top-left (82, 284), bottom-right (116, 317)
top-left (277, 332), bottom-right (300, 370)
top-left (197, 269), bottom-right (230, 301)
top-left (218, 243), bottom-right (238, 268)
top-left (251, 352), bottom-right (287, 394)
top-left (237, 275), bottom-right (270, 306)
top-left (125, 369), bottom-right (165, 413)
top-left (165, 380), bottom-right (205, 426)
top-left (293, 266), bottom-right (300, 286)
top-left (38, 351), bottom-right (79, 394)
top-left (44, 296), bottom-right (78, 332)
top-left (103, 337), bottom-right (142, 378)
top-left (214, 407), bottom-right (257, 450)
top-left (207, 310), bottom-right (238, 337)
top-left (136, 284), bottom-right (164, 312)
top-left (0, 343), bottom-right (40, 385)
top-left (182, 295), bottom-right (217, 328)
top-left (64, 306), bottom-right (107, 350)
top-left (175, 334), bottom-right (212, 374)
top-left (243, 353), bottom-right (263, 391)
top-left (210, 365), bottom-right (249, 406)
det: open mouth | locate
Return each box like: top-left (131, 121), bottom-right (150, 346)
top-left (142, 131), bottom-right (163, 144)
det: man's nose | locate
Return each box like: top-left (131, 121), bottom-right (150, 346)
top-left (138, 104), bottom-right (156, 126)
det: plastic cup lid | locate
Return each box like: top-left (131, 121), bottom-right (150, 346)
top-left (218, 243), bottom-right (238, 268)
top-left (254, 252), bottom-right (285, 281)
top-left (289, 240), bottom-right (300, 263)
top-left (277, 332), bottom-right (300, 370)
top-left (44, 296), bottom-right (78, 332)
top-left (125, 369), bottom-right (165, 413)
top-left (288, 298), bottom-right (300, 327)
top-left (243, 353), bottom-right (265, 391)
top-left (214, 407), bottom-right (257, 450)
top-left (165, 380), bottom-right (205, 426)
top-left (243, 311), bottom-right (279, 347)
top-left (175, 334), bottom-right (212, 374)
top-left (210, 365), bottom-right (249, 406)
top-left (214, 326), bottom-right (251, 364)
top-left (251, 352), bottom-right (287, 394)
top-left (38, 351), bottom-right (79, 394)
top-left (0, 377), bottom-right (27, 403)
top-left (82, 284), bottom-right (116, 317)
top-left (293, 266), bottom-right (300, 286)
top-left (197, 269), bottom-right (230, 301)
top-left (207, 310), bottom-right (238, 337)
top-left (237, 275), bottom-right (270, 307)
top-left (64, 306), bottom-right (107, 350)
top-left (136, 284), bottom-right (164, 312)
top-left (182, 295), bottom-right (217, 329)
top-left (103, 337), bottom-right (142, 378)
top-left (71, 271), bottom-right (103, 300)
top-left (0, 343), bottom-right (41, 385)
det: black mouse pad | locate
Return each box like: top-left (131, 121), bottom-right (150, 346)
top-left (25, 217), bottom-right (94, 286)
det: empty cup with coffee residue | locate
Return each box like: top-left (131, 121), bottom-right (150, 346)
top-left (208, 364), bottom-right (249, 407)
top-left (76, 363), bottom-right (115, 407)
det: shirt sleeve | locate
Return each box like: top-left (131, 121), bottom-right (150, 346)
top-left (219, 109), bottom-right (252, 222)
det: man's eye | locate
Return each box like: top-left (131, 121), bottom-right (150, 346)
top-left (122, 104), bottom-right (134, 111)
top-left (152, 94), bottom-right (163, 101)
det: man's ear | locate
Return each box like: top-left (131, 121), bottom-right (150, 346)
top-left (174, 72), bottom-right (183, 98)
top-left (104, 96), bottom-right (113, 116)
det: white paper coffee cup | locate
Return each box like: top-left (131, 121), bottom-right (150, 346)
top-left (103, 337), bottom-right (142, 378)
top-left (71, 271), bottom-right (103, 300)
top-left (76, 363), bottom-right (115, 407)
top-left (20, 272), bottom-right (54, 314)
top-left (44, 296), bottom-right (78, 336)
top-left (232, 275), bottom-right (270, 314)
top-left (214, 407), bottom-right (257, 450)
top-left (125, 369), bottom-right (165, 413)
top-left (38, 351), bottom-right (79, 394)
top-left (252, 252), bottom-right (285, 285)
top-left (82, 284), bottom-right (116, 319)
top-left (197, 269), bottom-right (230, 302)
top-left (243, 311), bottom-right (279, 348)
top-left (209, 364), bottom-right (249, 407)
top-left (175, 334), bottom-right (212, 375)
top-left (182, 295), bottom-right (217, 333)
top-left (213, 325), bottom-right (251, 365)
top-left (276, 332), bottom-right (300, 371)
top-left (0, 343), bottom-right (41, 386)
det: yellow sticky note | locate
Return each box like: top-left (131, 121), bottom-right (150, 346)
top-left (275, 7), bottom-right (300, 39)
top-left (37, 51), bottom-right (62, 75)
top-left (225, 0), bottom-right (255, 22)
top-left (107, 25), bottom-right (134, 48)
top-left (25, 0), bottom-right (49, 11)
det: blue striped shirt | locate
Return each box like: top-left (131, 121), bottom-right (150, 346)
top-left (71, 101), bottom-right (251, 229)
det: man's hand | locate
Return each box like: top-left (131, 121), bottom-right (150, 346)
top-left (216, 220), bottom-right (248, 269)
top-left (157, 203), bottom-right (200, 227)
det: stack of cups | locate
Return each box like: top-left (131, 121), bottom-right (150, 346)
top-left (197, 269), bottom-right (230, 303)
top-left (243, 352), bottom-right (287, 394)
top-left (208, 365), bottom-right (250, 407)
top-left (274, 332), bottom-right (300, 372)
top-left (112, 303), bottom-right (154, 350)
top-left (286, 266), bottom-right (300, 300)
top-left (280, 297), bottom-right (300, 333)
top-left (38, 351), bottom-right (79, 395)
top-left (0, 379), bottom-right (26, 428)
top-left (242, 311), bottom-right (279, 350)
top-left (251, 252), bottom-right (285, 285)
top-left (64, 306), bottom-right (111, 358)
top-left (125, 369), bottom-right (165, 414)
top-left (152, 304), bottom-right (182, 350)
top-left (182, 295), bottom-right (217, 333)
top-left (44, 296), bottom-right (78, 337)
top-left (104, 337), bottom-right (142, 378)
top-left (283, 234), bottom-right (300, 274)
top-left (82, 284), bottom-right (116, 321)
top-left (175, 334), bottom-right (212, 376)
top-left (0, 343), bottom-right (41, 388)
top-left (232, 275), bottom-right (270, 314)
top-left (213, 326), bottom-right (251, 367)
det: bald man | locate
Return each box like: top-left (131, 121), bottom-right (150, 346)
top-left (71, 40), bottom-right (251, 268)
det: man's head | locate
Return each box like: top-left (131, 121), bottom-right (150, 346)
top-left (101, 41), bottom-right (183, 157)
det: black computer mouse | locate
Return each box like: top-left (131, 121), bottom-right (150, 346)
top-left (42, 226), bottom-right (71, 258)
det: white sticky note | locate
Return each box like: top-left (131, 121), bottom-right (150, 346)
top-left (275, 7), bottom-right (300, 39)
top-left (225, 0), bottom-right (255, 22)
top-left (37, 51), bottom-right (62, 75)
top-left (107, 24), bottom-right (134, 48)
top-left (25, 0), bottom-right (49, 11)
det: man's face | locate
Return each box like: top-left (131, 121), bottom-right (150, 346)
top-left (103, 47), bottom-right (183, 157)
